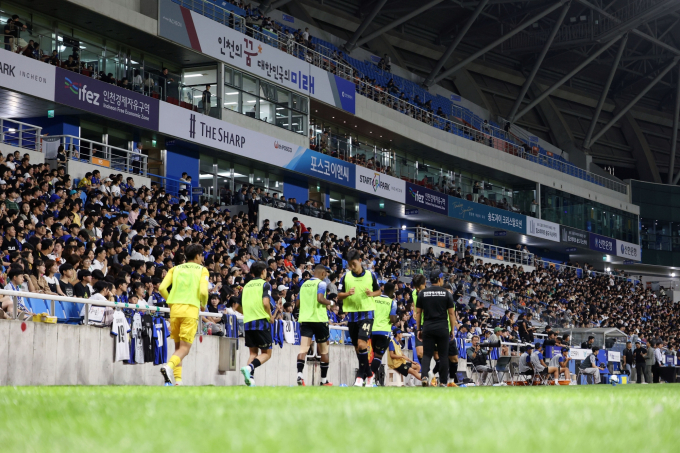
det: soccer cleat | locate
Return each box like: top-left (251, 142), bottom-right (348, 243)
top-left (430, 377), bottom-right (438, 387)
top-left (160, 365), bottom-right (174, 386)
top-left (447, 382), bottom-right (458, 387)
top-left (320, 381), bottom-right (333, 386)
top-left (365, 374), bottom-right (375, 387)
top-left (240, 366), bottom-right (253, 387)
top-left (422, 377), bottom-right (429, 387)
top-left (438, 383), bottom-right (447, 387)
top-left (297, 376), bottom-right (306, 386)
top-left (353, 377), bottom-right (364, 387)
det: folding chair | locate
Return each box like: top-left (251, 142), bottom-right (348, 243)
top-left (533, 366), bottom-right (551, 385)
top-left (510, 362), bottom-right (533, 385)
top-left (493, 356), bottom-right (512, 384)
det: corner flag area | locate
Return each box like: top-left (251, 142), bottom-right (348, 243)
top-left (1, 385), bottom-right (679, 452)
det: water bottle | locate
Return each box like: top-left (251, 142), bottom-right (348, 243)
top-left (207, 326), bottom-right (212, 336)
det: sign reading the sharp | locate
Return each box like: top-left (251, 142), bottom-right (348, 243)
top-left (55, 68), bottom-right (159, 130)
top-left (616, 239), bottom-right (640, 261)
top-left (355, 166), bottom-right (405, 202)
top-left (406, 183), bottom-right (448, 215)
top-left (526, 218), bottom-right (560, 242)
top-left (189, 113), bottom-right (245, 147)
top-left (0, 48), bottom-right (55, 101)
top-left (158, 0), bottom-right (355, 114)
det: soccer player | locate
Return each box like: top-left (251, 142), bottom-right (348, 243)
top-left (234, 261), bottom-right (278, 387)
top-left (337, 249), bottom-right (382, 387)
top-left (415, 273), bottom-right (456, 387)
top-left (411, 274), bottom-right (427, 363)
top-left (369, 282), bottom-right (398, 386)
top-left (549, 347), bottom-right (572, 381)
top-left (159, 244), bottom-right (209, 386)
top-left (296, 264), bottom-right (333, 386)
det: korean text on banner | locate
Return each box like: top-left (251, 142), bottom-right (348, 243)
top-left (589, 233), bottom-right (615, 254)
top-left (616, 239), bottom-right (641, 261)
top-left (560, 226), bottom-right (589, 248)
top-left (0, 48), bottom-right (56, 101)
top-left (406, 183), bottom-right (448, 215)
top-left (54, 68), bottom-right (159, 130)
top-left (448, 196), bottom-right (525, 233)
top-left (526, 217), bottom-right (560, 242)
top-left (355, 166), bottom-right (404, 203)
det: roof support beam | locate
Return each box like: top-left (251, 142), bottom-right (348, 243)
top-left (423, 0), bottom-right (490, 87)
top-left (671, 68), bottom-right (680, 183)
top-left (589, 57), bottom-right (680, 147)
top-left (583, 33), bottom-right (629, 150)
top-left (507, 1), bottom-right (571, 123)
top-left (342, 0), bottom-right (389, 53)
top-left (430, 0), bottom-right (570, 86)
top-left (351, 0), bottom-right (446, 51)
top-left (513, 35), bottom-right (622, 122)
top-left (263, 0), bottom-right (292, 14)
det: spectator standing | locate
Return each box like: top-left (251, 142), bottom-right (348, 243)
top-left (202, 85), bottom-right (212, 116)
top-left (644, 341), bottom-right (655, 384)
top-left (131, 142), bottom-right (143, 175)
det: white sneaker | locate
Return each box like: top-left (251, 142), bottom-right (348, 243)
top-left (353, 377), bottom-right (364, 387)
top-left (642, 382), bottom-right (649, 385)
top-left (365, 375), bottom-right (375, 387)
top-left (174, 380), bottom-right (183, 386)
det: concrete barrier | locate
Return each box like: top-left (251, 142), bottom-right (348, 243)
top-left (0, 320), bottom-right (368, 386)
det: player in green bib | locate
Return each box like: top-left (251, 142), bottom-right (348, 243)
top-left (369, 282), bottom-right (398, 385)
top-left (337, 249), bottom-right (382, 387)
top-left (296, 264), bottom-right (333, 386)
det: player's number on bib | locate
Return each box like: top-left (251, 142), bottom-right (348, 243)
top-left (361, 323), bottom-right (370, 332)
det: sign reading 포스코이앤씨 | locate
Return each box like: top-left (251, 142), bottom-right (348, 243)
top-left (447, 196), bottom-right (525, 233)
top-left (157, 0), bottom-right (355, 114)
top-left (406, 183), bottom-right (448, 215)
top-left (54, 67), bottom-right (159, 130)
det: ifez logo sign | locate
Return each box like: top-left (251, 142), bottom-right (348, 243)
top-left (360, 172), bottom-right (390, 193)
top-left (64, 76), bottom-right (100, 105)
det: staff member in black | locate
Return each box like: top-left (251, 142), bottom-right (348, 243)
top-left (415, 273), bottom-right (457, 387)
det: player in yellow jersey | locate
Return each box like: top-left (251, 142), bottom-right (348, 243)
top-left (159, 244), bottom-right (209, 386)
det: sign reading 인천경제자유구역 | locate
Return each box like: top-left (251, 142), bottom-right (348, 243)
top-left (526, 217), bottom-right (560, 242)
top-left (406, 183), bottom-right (448, 215)
top-left (54, 67), bottom-right (159, 130)
top-left (157, 0), bottom-right (355, 114)
top-left (355, 166), bottom-right (405, 203)
top-left (158, 103), bottom-right (355, 189)
top-left (0, 48), bottom-right (55, 101)
top-left (447, 196), bottom-right (525, 233)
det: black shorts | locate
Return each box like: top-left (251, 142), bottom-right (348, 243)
top-left (300, 322), bottom-right (330, 343)
top-left (448, 339), bottom-right (459, 357)
top-left (371, 334), bottom-right (389, 355)
top-left (415, 336), bottom-right (423, 347)
top-left (347, 319), bottom-right (373, 346)
top-left (244, 329), bottom-right (272, 350)
top-left (394, 362), bottom-right (412, 376)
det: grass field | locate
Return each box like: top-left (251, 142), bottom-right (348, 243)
top-left (1, 385), bottom-right (679, 453)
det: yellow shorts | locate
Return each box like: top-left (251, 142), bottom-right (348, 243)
top-left (170, 317), bottom-right (198, 344)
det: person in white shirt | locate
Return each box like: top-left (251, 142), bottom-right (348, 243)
top-left (653, 342), bottom-right (665, 383)
top-left (2, 269), bottom-right (33, 319)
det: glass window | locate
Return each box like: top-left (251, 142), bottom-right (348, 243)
top-left (241, 93), bottom-right (257, 116)
top-left (242, 74), bottom-right (257, 94)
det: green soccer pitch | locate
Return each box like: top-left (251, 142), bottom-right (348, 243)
top-left (1, 385), bottom-right (679, 453)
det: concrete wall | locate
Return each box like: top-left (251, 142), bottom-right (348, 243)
top-left (67, 160), bottom-right (151, 189)
top-left (0, 143), bottom-right (44, 164)
top-left (258, 204), bottom-right (358, 239)
top-left (0, 320), bottom-right (364, 386)
top-left (65, 0), bottom-right (157, 35)
top-left (355, 95), bottom-right (637, 215)
top-left (221, 109), bottom-right (308, 149)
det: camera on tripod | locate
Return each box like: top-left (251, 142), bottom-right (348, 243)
top-left (479, 340), bottom-right (501, 349)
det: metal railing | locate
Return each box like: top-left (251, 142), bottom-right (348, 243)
top-left (148, 173), bottom-right (184, 197)
top-left (379, 227), bottom-right (535, 266)
top-left (0, 119), bottom-right (42, 153)
top-left (174, 0), bottom-right (354, 81)
top-left (533, 260), bottom-right (638, 284)
top-left (44, 135), bottom-right (148, 176)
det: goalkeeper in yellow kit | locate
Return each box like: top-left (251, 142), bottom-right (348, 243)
top-left (159, 244), bottom-right (209, 386)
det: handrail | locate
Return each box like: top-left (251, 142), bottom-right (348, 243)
top-left (44, 135), bottom-right (148, 176)
top-left (533, 259), bottom-right (636, 283)
top-left (0, 118), bottom-right (42, 153)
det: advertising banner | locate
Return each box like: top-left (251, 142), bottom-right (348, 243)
top-left (590, 233), bottom-right (615, 254)
top-left (526, 217), bottom-right (560, 242)
top-left (560, 225), bottom-right (589, 248)
top-left (54, 68), bottom-right (160, 130)
top-left (355, 165), bottom-right (405, 203)
top-left (158, 104), bottom-right (354, 189)
top-left (616, 239), bottom-right (641, 261)
top-left (448, 196), bottom-right (525, 233)
top-left (158, 0), bottom-right (355, 113)
top-left (406, 183), bottom-right (448, 215)
top-left (0, 48), bottom-right (55, 101)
